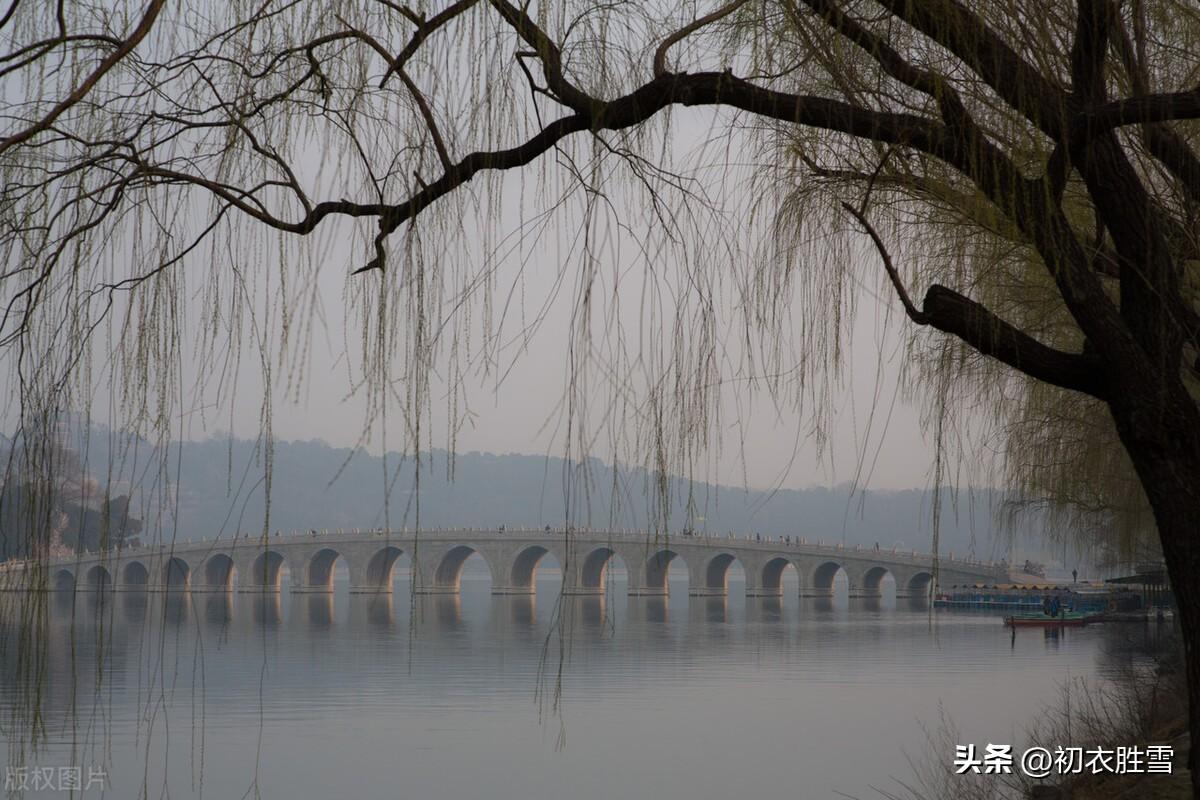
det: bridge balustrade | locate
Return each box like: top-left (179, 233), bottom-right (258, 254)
top-left (2, 528), bottom-right (1005, 600)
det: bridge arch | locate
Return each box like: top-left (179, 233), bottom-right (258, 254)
top-left (906, 571), bottom-right (935, 598)
top-left (862, 566), bottom-right (893, 594)
top-left (163, 557), bottom-right (191, 590)
top-left (53, 568), bottom-right (75, 592)
top-left (810, 561), bottom-right (846, 595)
top-left (431, 545), bottom-right (493, 591)
top-left (202, 554), bottom-right (235, 590)
top-left (123, 561), bottom-right (150, 587)
top-left (85, 564), bottom-right (112, 591)
top-left (364, 546), bottom-right (405, 590)
top-left (643, 549), bottom-right (686, 594)
top-left (760, 556), bottom-right (800, 595)
top-left (509, 545), bottom-right (554, 592)
top-left (248, 550), bottom-right (287, 590)
top-left (701, 552), bottom-right (743, 593)
top-left (306, 548), bottom-right (344, 591)
top-left (577, 547), bottom-right (624, 592)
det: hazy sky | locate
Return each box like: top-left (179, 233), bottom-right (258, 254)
top-left (257, 281), bottom-right (941, 492)
top-left (4, 98), bottom-right (965, 494)
top-left (184, 126), bottom-right (954, 495)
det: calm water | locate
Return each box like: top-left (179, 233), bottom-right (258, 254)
top-left (0, 564), bottom-right (1162, 800)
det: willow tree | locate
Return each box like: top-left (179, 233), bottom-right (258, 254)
top-left (1, 0), bottom-right (1199, 789)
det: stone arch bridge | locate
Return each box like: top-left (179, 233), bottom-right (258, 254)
top-left (2, 529), bottom-right (1008, 599)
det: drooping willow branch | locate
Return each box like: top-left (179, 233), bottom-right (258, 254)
top-left (0, 0), bottom-right (167, 158)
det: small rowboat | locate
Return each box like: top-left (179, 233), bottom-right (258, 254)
top-left (1004, 612), bottom-right (1093, 628)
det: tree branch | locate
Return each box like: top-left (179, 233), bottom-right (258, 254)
top-left (872, 0), bottom-right (1069, 141)
top-left (378, 0), bottom-right (480, 88)
top-left (398, 67), bottom-right (452, 171)
top-left (1111, 14), bottom-right (1200, 204)
top-left (1071, 0), bottom-right (1113, 107)
top-left (1089, 89), bottom-right (1200, 131)
top-left (487, 0), bottom-right (593, 113)
top-left (359, 71), bottom-right (964, 256)
top-left (0, 0), bottom-right (166, 157)
top-left (840, 202), bottom-right (927, 324)
top-left (653, 0), bottom-right (750, 78)
top-left (847, 202), bottom-right (1106, 398)
top-left (921, 284), bottom-right (1107, 399)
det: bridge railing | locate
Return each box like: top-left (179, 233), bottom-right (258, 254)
top-left (36, 526), bottom-right (1005, 572)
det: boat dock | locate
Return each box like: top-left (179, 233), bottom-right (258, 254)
top-left (934, 583), bottom-right (1144, 614)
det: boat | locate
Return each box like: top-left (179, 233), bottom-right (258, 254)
top-left (1004, 611), bottom-right (1094, 628)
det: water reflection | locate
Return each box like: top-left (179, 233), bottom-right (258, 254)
top-left (203, 592), bottom-right (234, 625)
top-left (1044, 627), bottom-right (1064, 648)
top-left (904, 595), bottom-right (932, 613)
top-left (636, 596), bottom-right (669, 625)
top-left (701, 596), bottom-right (728, 624)
top-left (163, 593), bottom-right (191, 626)
top-left (414, 594), bottom-right (463, 632)
top-left (573, 595), bottom-right (608, 630)
top-left (806, 596), bottom-right (836, 615)
top-left (747, 597), bottom-right (784, 624)
top-left (860, 596), bottom-right (884, 614)
top-left (0, 578), bottom-right (1148, 800)
top-left (304, 594), bottom-right (335, 628)
top-left (250, 593), bottom-right (282, 626)
top-left (51, 588), bottom-right (76, 613)
top-left (362, 595), bottom-right (395, 628)
top-left (495, 594), bottom-right (536, 629)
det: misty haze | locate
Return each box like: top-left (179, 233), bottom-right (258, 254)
top-left (0, 2), bottom-right (1196, 800)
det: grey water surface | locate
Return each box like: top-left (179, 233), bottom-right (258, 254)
top-left (0, 563), bottom-right (1159, 800)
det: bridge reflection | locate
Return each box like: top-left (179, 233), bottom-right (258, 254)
top-left (29, 583), bottom-right (931, 633)
top-left (0, 581), bottom-right (969, 741)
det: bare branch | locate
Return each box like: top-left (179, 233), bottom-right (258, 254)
top-left (398, 68), bottom-right (453, 171)
top-left (872, 0), bottom-right (1070, 141)
top-left (840, 202), bottom-right (928, 324)
top-left (1111, 14), bottom-right (1200, 204)
top-left (847, 202), bottom-right (1107, 399)
top-left (1089, 89), bottom-right (1200, 131)
top-left (487, 0), bottom-right (593, 112)
top-left (378, 0), bottom-right (480, 88)
top-left (0, 0), bottom-right (166, 157)
top-left (653, 0), bottom-right (750, 78)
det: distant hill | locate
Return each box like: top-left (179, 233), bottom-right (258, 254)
top-left (53, 430), bottom-right (1028, 561)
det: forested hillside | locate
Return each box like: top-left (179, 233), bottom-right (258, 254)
top-left (54, 430), bottom-right (1024, 561)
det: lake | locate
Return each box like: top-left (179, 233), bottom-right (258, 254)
top-left (0, 562), bottom-right (1162, 799)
